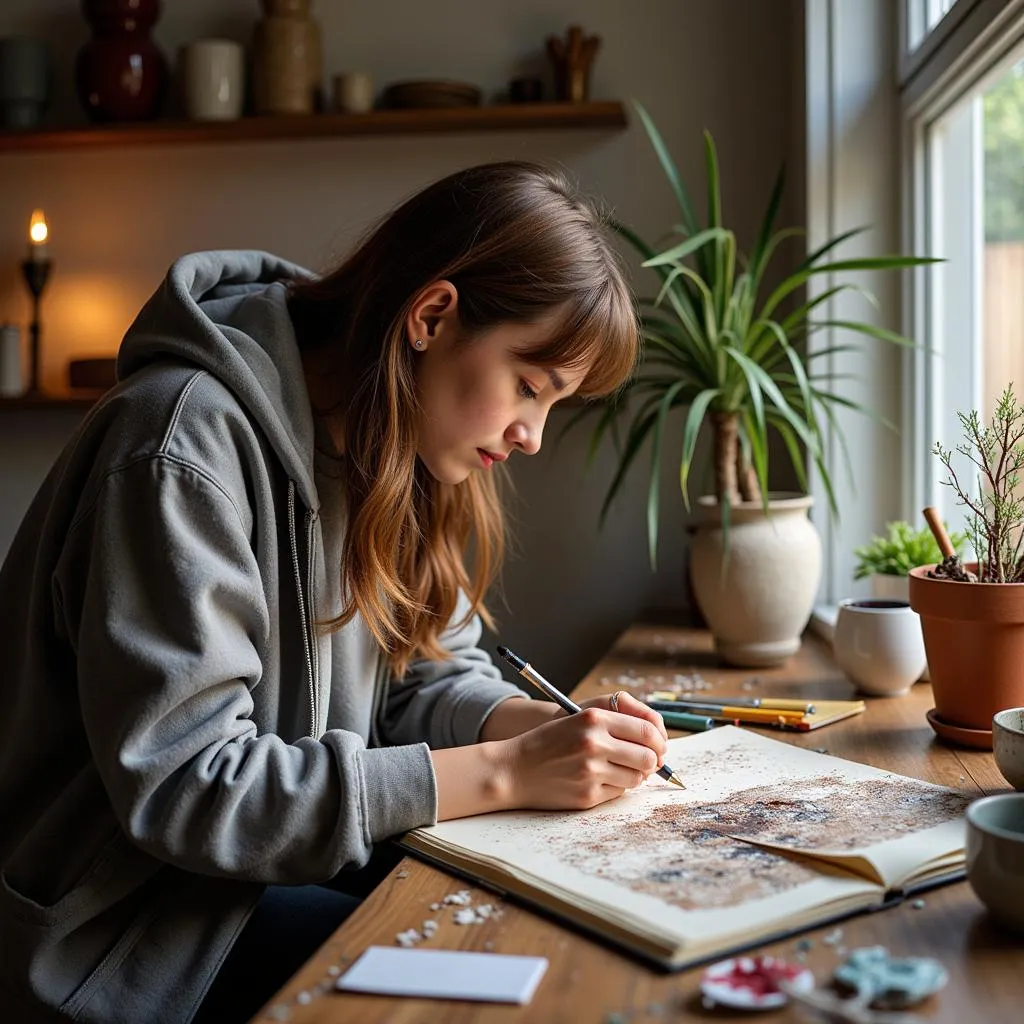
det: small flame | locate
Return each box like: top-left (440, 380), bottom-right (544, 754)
top-left (29, 209), bottom-right (48, 245)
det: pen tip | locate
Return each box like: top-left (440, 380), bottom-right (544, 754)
top-left (668, 772), bottom-right (686, 790)
top-left (496, 645), bottom-right (509, 658)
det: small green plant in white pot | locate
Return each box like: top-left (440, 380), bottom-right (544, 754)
top-left (853, 521), bottom-right (967, 602)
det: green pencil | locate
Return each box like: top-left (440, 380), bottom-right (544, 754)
top-left (658, 710), bottom-right (716, 732)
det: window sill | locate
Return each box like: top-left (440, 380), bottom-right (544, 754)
top-left (808, 604), bottom-right (838, 646)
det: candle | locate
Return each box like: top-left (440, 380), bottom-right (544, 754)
top-left (28, 209), bottom-right (48, 262)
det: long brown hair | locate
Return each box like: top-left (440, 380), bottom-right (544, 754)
top-left (288, 162), bottom-right (639, 675)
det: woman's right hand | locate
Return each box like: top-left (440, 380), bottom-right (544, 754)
top-left (498, 707), bottom-right (667, 810)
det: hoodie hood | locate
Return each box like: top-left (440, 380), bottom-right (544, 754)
top-left (118, 250), bottom-right (319, 508)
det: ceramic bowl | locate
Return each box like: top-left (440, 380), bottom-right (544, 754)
top-left (833, 599), bottom-right (927, 696)
top-left (993, 708), bottom-right (1024, 791)
top-left (966, 794), bottom-right (1024, 932)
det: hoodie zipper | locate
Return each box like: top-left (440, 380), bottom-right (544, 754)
top-left (287, 481), bottom-right (317, 735)
top-left (306, 504), bottom-right (321, 729)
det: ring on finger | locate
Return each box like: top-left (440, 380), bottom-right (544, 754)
top-left (609, 689), bottom-right (623, 713)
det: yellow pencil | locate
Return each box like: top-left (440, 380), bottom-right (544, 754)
top-left (716, 706), bottom-right (807, 724)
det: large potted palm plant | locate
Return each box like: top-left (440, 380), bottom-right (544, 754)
top-left (571, 102), bottom-right (935, 666)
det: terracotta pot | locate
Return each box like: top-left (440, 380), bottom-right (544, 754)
top-left (689, 493), bottom-right (821, 667)
top-left (909, 565), bottom-right (1024, 745)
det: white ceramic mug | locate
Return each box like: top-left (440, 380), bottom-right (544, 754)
top-left (332, 71), bottom-right (374, 114)
top-left (966, 793), bottom-right (1024, 932)
top-left (833, 598), bottom-right (927, 696)
top-left (181, 39), bottom-right (244, 121)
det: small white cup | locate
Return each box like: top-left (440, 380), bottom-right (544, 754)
top-left (833, 598), bottom-right (927, 697)
top-left (181, 39), bottom-right (244, 121)
top-left (333, 71), bottom-right (374, 114)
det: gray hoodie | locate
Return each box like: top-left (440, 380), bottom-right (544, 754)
top-left (0, 251), bottom-right (525, 1023)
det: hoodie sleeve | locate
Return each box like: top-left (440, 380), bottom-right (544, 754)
top-left (59, 453), bottom-right (435, 884)
top-left (379, 591), bottom-right (530, 749)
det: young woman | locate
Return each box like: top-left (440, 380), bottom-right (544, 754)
top-left (0, 162), bottom-right (665, 1023)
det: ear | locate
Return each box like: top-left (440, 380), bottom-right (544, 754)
top-left (405, 280), bottom-right (459, 351)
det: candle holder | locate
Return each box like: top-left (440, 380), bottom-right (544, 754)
top-left (20, 257), bottom-right (52, 395)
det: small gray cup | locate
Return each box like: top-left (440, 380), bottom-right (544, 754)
top-left (966, 793), bottom-right (1024, 932)
top-left (0, 36), bottom-right (51, 128)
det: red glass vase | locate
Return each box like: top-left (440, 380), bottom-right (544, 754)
top-left (75, 0), bottom-right (167, 122)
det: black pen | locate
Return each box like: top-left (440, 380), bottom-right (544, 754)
top-left (497, 645), bottom-right (686, 790)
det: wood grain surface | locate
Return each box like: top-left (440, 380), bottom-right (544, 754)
top-left (250, 623), bottom-right (1023, 1023)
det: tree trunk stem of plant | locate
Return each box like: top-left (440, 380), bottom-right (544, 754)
top-left (737, 452), bottom-right (762, 503)
top-left (712, 412), bottom-right (741, 505)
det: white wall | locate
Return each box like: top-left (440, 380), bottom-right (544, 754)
top-left (0, 0), bottom-right (803, 686)
top-left (805, 0), bottom-right (905, 605)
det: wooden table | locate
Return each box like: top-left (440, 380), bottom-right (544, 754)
top-left (250, 624), bottom-right (1023, 1023)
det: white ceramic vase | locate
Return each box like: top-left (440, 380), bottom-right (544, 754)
top-left (689, 493), bottom-right (821, 667)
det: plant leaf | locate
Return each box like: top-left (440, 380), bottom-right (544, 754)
top-left (679, 388), bottom-right (722, 510)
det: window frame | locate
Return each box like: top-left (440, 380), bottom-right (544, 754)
top-left (901, 0), bottom-right (1024, 520)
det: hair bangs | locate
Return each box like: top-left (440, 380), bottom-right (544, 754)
top-left (514, 276), bottom-right (640, 400)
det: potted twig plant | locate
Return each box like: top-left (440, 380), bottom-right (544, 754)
top-left (569, 100), bottom-right (936, 667)
top-left (910, 385), bottom-right (1024, 748)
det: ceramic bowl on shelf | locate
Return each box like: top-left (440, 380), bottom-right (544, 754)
top-left (993, 708), bottom-right (1024, 791)
top-left (381, 80), bottom-right (481, 109)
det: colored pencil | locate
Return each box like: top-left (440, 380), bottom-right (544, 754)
top-left (657, 710), bottom-right (718, 732)
top-left (646, 695), bottom-right (816, 714)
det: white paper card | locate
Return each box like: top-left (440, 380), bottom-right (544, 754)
top-left (335, 946), bottom-right (548, 1003)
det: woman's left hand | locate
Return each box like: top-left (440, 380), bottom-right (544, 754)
top-left (569, 690), bottom-right (669, 744)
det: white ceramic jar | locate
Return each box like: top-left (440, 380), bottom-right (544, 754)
top-left (833, 598), bottom-right (927, 696)
top-left (181, 39), bottom-right (244, 121)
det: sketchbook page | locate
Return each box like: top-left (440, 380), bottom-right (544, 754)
top-left (405, 727), bottom-right (889, 963)
top-left (696, 729), bottom-right (969, 889)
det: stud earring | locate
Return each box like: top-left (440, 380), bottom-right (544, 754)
top-left (414, 338), bottom-right (424, 349)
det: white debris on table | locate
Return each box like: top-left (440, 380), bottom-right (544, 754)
top-left (453, 902), bottom-right (497, 925)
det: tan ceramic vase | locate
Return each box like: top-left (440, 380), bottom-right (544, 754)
top-left (909, 565), bottom-right (1024, 747)
top-left (689, 494), bottom-right (821, 667)
top-left (252, 0), bottom-right (322, 115)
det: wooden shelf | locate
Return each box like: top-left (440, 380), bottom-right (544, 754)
top-left (0, 101), bottom-right (627, 153)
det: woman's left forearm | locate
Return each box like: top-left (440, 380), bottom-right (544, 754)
top-left (479, 696), bottom-right (560, 741)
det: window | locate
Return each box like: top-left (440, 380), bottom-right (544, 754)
top-left (903, 2), bottom-right (1024, 536)
top-left (905, 0), bottom-right (962, 53)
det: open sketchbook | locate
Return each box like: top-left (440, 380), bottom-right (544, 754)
top-left (400, 726), bottom-right (969, 971)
